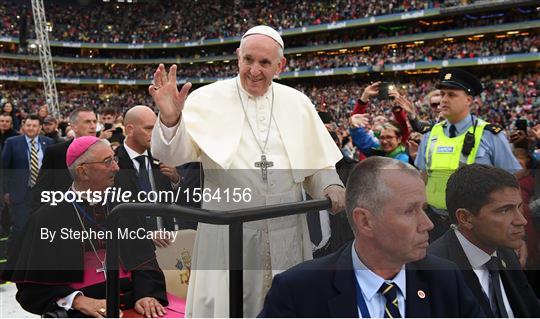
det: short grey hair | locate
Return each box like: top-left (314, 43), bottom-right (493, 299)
top-left (68, 139), bottom-right (111, 179)
top-left (345, 157), bottom-right (420, 234)
top-left (69, 107), bottom-right (94, 125)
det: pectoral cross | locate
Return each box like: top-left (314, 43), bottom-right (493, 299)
top-left (97, 261), bottom-right (106, 280)
top-left (254, 154), bottom-right (273, 181)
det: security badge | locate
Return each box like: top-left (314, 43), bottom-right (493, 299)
top-left (444, 73), bottom-right (452, 80)
top-left (436, 146), bottom-right (455, 153)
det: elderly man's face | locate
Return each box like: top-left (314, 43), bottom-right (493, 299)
top-left (236, 34), bottom-right (285, 97)
top-left (82, 143), bottom-right (119, 191)
top-left (370, 171), bottom-right (433, 265)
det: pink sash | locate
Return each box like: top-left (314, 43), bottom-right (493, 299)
top-left (69, 250), bottom-right (130, 289)
top-left (122, 293), bottom-right (186, 318)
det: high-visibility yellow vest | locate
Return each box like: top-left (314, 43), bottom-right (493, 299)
top-left (425, 120), bottom-right (487, 209)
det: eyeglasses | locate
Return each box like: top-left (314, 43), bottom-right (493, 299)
top-left (81, 156), bottom-right (119, 167)
top-left (430, 103), bottom-right (440, 108)
top-left (379, 135), bottom-right (398, 141)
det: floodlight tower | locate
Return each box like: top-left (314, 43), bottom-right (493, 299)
top-left (30, 0), bottom-right (59, 116)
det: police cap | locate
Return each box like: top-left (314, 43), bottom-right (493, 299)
top-left (436, 68), bottom-right (483, 96)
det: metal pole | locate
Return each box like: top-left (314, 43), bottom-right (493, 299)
top-left (229, 221), bottom-right (243, 318)
top-left (30, 0), bottom-right (59, 116)
top-left (106, 199), bottom-right (332, 317)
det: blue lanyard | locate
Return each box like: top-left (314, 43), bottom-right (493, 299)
top-left (354, 276), bottom-right (371, 318)
top-left (73, 201), bottom-right (107, 231)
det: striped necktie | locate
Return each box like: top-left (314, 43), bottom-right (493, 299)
top-left (29, 138), bottom-right (39, 187)
top-left (379, 282), bottom-right (402, 318)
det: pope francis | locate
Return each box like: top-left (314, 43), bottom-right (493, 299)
top-left (149, 25), bottom-right (346, 317)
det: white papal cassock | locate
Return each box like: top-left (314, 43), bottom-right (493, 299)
top-left (151, 77), bottom-right (343, 317)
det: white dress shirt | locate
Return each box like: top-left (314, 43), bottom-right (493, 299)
top-left (455, 229), bottom-right (514, 317)
top-left (352, 242), bottom-right (407, 318)
top-left (124, 144), bottom-right (156, 191)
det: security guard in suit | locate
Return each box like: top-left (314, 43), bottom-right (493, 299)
top-left (415, 68), bottom-right (521, 241)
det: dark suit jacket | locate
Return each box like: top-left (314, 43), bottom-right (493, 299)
top-left (0, 128), bottom-right (18, 148)
top-left (30, 139), bottom-right (73, 212)
top-left (429, 230), bottom-right (540, 317)
top-left (2, 135), bottom-right (54, 204)
top-left (0, 143), bottom-right (3, 210)
top-left (115, 144), bottom-right (201, 230)
top-left (258, 242), bottom-right (484, 318)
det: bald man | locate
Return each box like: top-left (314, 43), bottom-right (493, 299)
top-left (115, 106), bottom-right (199, 245)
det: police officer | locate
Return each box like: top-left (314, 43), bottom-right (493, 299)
top-left (415, 68), bottom-right (521, 241)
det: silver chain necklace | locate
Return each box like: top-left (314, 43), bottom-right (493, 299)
top-left (71, 193), bottom-right (108, 279)
top-left (236, 79), bottom-right (275, 181)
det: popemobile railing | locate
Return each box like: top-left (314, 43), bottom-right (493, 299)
top-left (106, 198), bottom-right (332, 318)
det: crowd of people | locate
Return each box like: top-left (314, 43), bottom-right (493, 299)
top-left (285, 12), bottom-right (538, 47)
top-left (0, 85), bottom-right (153, 124)
top-left (0, 34), bottom-right (536, 81)
top-left (285, 34), bottom-right (538, 70)
top-left (0, 70), bottom-right (538, 135)
top-left (1, 0), bottom-right (480, 43)
top-left (1, 11), bottom-right (536, 63)
top-left (295, 71), bottom-right (538, 159)
top-left (0, 21), bottom-right (539, 317)
top-left (1, 66), bottom-right (539, 316)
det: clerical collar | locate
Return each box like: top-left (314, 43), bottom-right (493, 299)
top-left (454, 229), bottom-right (498, 269)
top-left (236, 76), bottom-right (273, 100)
top-left (124, 143), bottom-right (149, 161)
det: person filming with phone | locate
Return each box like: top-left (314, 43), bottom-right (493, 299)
top-left (98, 107), bottom-right (124, 146)
top-left (348, 81), bottom-right (411, 163)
